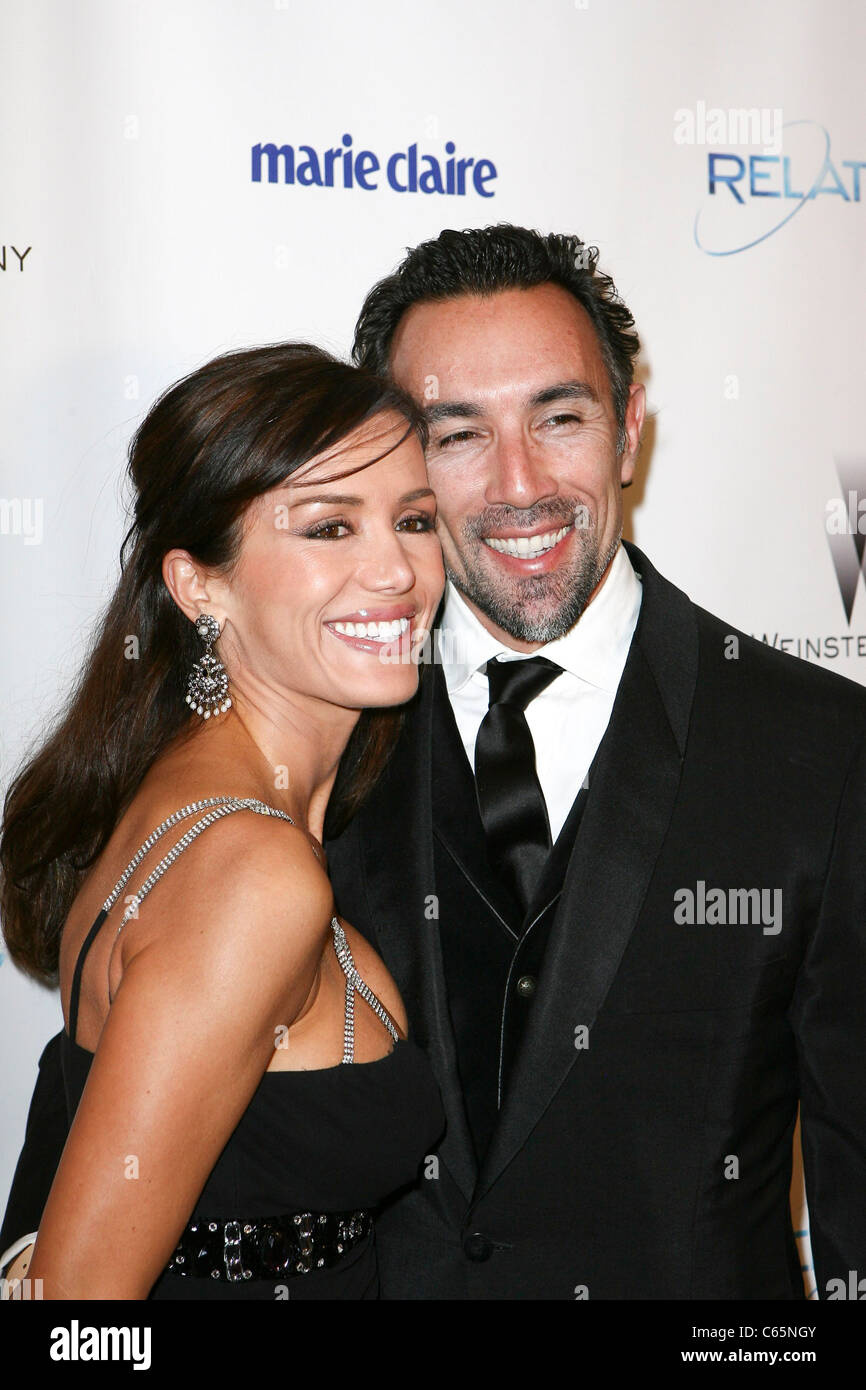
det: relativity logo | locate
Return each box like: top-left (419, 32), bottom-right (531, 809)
top-left (251, 131), bottom-right (497, 197)
top-left (692, 120), bottom-right (864, 255)
top-left (826, 457), bottom-right (866, 624)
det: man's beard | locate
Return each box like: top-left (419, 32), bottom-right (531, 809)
top-left (446, 506), bottom-right (620, 644)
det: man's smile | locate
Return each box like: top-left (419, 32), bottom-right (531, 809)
top-left (482, 521), bottom-right (574, 558)
top-left (476, 520), bottom-right (578, 574)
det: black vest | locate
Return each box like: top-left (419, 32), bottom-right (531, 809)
top-left (431, 668), bottom-right (593, 1164)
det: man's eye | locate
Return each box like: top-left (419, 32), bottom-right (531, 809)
top-left (396, 513), bottom-right (436, 532)
top-left (434, 429), bottom-right (478, 449)
top-left (541, 413), bottom-right (582, 428)
top-left (303, 520), bottom-right (351, 539)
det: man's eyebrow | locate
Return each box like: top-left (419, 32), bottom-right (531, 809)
top-left (424, 400), bottom-right (485, 424)
top-left (528, 380), bottom-right (600, 408)
top-left (424, 381), bottom-right (600, 425)
top-left (288, 487), bottom-right (436, 507)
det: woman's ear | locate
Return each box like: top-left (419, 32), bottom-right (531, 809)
top-left (162, 550), bottom-right (225, 625)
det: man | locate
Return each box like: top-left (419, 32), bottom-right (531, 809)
top-left (323, 224), bottom-right (866, 1298)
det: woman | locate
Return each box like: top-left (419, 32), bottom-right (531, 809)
top-left (0, 343), bottom-right (445, 1298)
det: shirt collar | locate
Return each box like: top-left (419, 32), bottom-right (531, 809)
top-left (439, 542), bottom-right (643, 695)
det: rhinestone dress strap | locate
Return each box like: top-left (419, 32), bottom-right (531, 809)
top-left (330, 918), bottom-right (400, 1065)
top-left (105, 797), bottom-right (295, 938)
top-left (102, 798), bottom-right (251, 914)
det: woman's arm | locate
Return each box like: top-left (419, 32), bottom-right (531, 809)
top-left (0, 1031), bottom-right (68, 1271)
top-left (27, 820), bottom-right (332, 1299)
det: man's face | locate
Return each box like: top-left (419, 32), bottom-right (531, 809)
top-left (389, 283), bottom-right (645, 649)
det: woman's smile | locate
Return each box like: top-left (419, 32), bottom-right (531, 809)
top-left (324, 607), bottom-right (416, 657)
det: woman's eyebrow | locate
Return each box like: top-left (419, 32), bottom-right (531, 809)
top-left (289, 487), bottom-right (435, 507)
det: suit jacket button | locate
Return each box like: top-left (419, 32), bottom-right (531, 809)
top-left (464, 1231), bottom-right (493, 1262)
top-left (516, 974), bottom-right (536, 998)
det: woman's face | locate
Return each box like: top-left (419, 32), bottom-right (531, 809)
top-left (214, 414), bottom-right (444, 716)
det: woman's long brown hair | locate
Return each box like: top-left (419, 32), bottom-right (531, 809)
top-left (1, 343), bottom-right (427, 984)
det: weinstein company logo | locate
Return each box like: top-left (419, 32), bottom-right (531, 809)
top-left (753, 458), bottom-right (866, 664)
top-left (825, 457), bottom-right (866, 623)
top-left (0, 245), bottom-right (32, 271)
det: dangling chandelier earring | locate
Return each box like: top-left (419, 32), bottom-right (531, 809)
top-left (185, 613), bottom-right (231, 719)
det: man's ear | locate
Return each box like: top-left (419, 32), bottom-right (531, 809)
top-left (619, 383), bottom-right (646, 488)
top-left (162, 550), bottom-right (225, 626)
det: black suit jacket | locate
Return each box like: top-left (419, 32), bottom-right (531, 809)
top-left (323, 541), bottom-right (866, 1298)
top-left (4, 542), bottom-right (866, 1299)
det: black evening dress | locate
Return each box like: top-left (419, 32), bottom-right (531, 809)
top-left (60, 797), bottom-right (444, 1299)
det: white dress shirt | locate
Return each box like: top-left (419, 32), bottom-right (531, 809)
top-left (438, 543), bottom-right (643, 844)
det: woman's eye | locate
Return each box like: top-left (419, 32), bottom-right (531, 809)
top-left (302, 514), bottom-right (435, 539)
top-left (304, 520), bottom-right (351, 539)
top-left (397, 513), bottom-right (436, 533)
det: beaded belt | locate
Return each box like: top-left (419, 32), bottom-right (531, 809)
top-left (165, 1209), bottom-right (372, 1282)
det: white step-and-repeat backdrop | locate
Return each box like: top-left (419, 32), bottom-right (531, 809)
top-left (3, 0), bottom-right (864, 1298)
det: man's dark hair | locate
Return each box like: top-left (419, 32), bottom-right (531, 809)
top-left (352, 223), bottom-right (641, 449)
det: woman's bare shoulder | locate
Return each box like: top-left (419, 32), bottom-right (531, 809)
top-left (117, 806), bottom-right (333, 959)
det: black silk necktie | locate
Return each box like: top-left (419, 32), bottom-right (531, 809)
top-left (474, 656), bottom-right (563, 917)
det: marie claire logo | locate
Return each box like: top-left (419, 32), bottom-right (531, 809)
top-left (825, 457), bottom-right (866, 624)
top-left (252, 132), bottom-right (497, 198)
top-left (691, 120), bottom-right (864, 255)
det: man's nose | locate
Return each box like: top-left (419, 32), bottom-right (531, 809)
top-left (485, 434), bottom-right (557, 509)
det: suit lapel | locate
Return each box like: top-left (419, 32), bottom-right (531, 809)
top-left (474, 543), bottom-right (699, 1202)
top-left (358, 663), bottom-right (478, 1201)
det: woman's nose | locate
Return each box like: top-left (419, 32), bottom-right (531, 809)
top-left (353, 528), bottom-right (417, 592)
